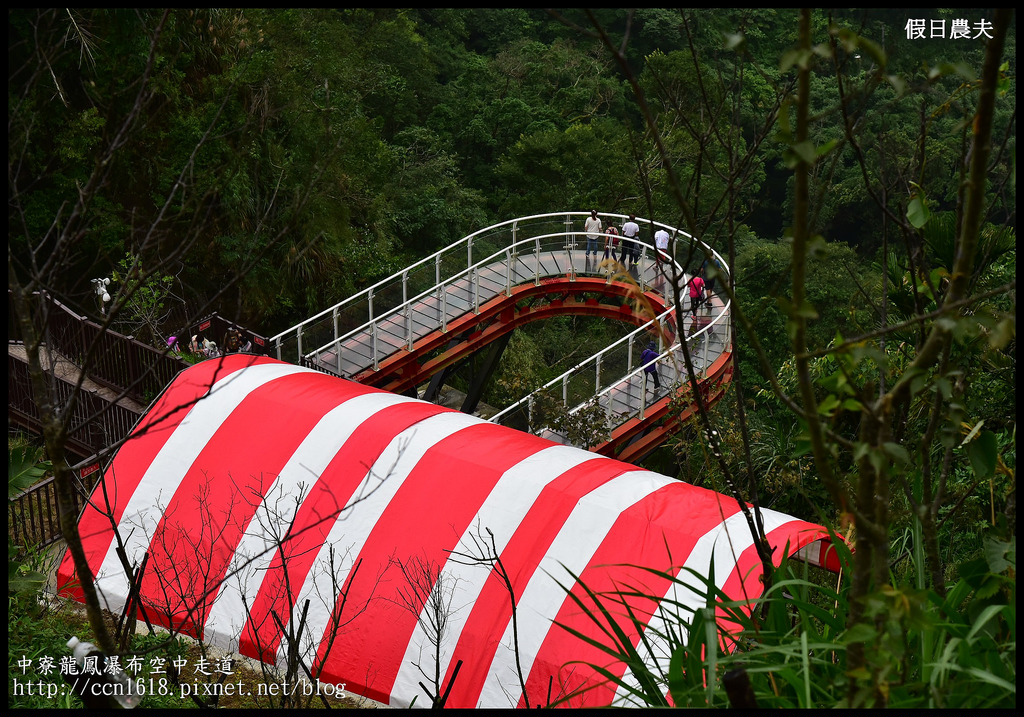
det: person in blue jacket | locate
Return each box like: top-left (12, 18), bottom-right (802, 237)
top-left (641, 341), bottom-right (661, 391)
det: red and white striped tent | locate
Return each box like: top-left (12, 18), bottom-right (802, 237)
top-left (58, 355), bottom-right (839, 708)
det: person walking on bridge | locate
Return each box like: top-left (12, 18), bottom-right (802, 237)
top-left (641, 341), bottom-right (661, 392)
top-left (654, 228), bottom-right (671, 272)
top-left (687, 273), bottom-right (707, 316)
top-left (621, 214), bottom-right (640, 270)
top-left (584, 210), bottom-right (602, 260)
top-left (603, 225), bottom-right (620, 263)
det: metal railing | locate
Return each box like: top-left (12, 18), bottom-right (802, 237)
top-left (8, 455), bottom-right (106, 550)
top-left (185, 312), bottom-right (270, 356)
top-left (9, 291), bottom-right (188, 405)
top-left (303, 231), bottom-right (689, 377)
top-left (270, 212), bottom-right (701, 363)
top-left (8, 352), bottom-right (144, 460)
top-left (9, 351), bottom-right (137, 549)
top-left (489, 288), bottom-right (732, 441)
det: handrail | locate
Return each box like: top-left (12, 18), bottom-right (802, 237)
top-left (489, 284), bottom-right (731, 427)
top-left (8, 352), bottom-right (144, 458)
top-left (303, 230), bottom-right (688, 366)
top-left (271, 212), bottom-right (710, 362)
top-left (9, 290), bottom-right (188, 404)
top-left (509, 316), bottom-right (730, 445)
top-left (8, 452), bottom-right (109, 550)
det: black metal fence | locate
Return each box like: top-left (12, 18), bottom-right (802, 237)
top-left (8, 460), bottom-right (104, 550)
top-left (184, 312), bottom-right (270, 356)
top-left (8, 353), bottom-right (143, 459)
top-left (9, 291), bottom-right (189, 405)
top-left (8, 352), bottom-right (145, 548)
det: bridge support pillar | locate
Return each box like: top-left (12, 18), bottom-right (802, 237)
top-left (461, 331), bottom-right (513, 415)
top-left (422, 336), bottom-right (465, 403)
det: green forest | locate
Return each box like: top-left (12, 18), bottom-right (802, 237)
top-left (8, 8), bottom-right (1015, 709)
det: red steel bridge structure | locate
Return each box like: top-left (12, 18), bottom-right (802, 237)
top-left (270, 212), bottom-right (732, 464)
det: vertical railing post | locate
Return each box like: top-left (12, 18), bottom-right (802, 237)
top-left (436, 255), bottom-right (443, 322)
top-left (505, 247), bottom-right (512, 296)
top-left (595, 354), bottom-right (602, 394)
top-left (403, 270), bottom-right (413, 349)
top-left (296, 325), bottom-right (303, 360)
top-left (405, 305), bottom-right (413, 350)
top-left (702, 328), bottom-right (709, 375)
top-left (468, 237), bottom-right (473, 271)
top-left (627, 334), bottom-right (634, 375)
top-left (534, 237), bottom-right (541, 286)
top-left (332, 307), bottom-right (339, 346)
top-left (640, 370), bottom-right (647, 421)
top-left (372, 321), bottom-right (379, 371)
top-left (562, 375), bottom-right (568, 407)
top-left (274, 336), bottom-right (282, 361)
top-left (336, 342), bottom-right (343, 376)
top-left (473, 267), bottom-right (480, 314)
top-left (528, 394), bottom-right (535, 432)
top-left (441, 286), bottom-right (448, 333)
top-left (639, 245), bottom-right (648, 291)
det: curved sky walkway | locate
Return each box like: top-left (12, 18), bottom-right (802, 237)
top-left (272, 213), bottom-right (732, 460)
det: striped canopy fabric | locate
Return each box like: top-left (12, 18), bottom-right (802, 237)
top-left (58, 355), bottom-right (839, 708)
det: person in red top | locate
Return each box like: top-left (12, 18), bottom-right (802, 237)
top-left (687, 273), bottom-right (706, 316)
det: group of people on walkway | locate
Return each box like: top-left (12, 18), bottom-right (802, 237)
top-left (166, 326), bottom-right (253, 359)
top-left (583, 211), bottom-right (714, 304)
top-left (582, 211), bottom-right (677, 275)
top-left (583, 210), bottom-right (648, 270)
top-left (584, 212), bottom-right (724, 396)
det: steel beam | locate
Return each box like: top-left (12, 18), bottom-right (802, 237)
top-left (461, 331), bottom-right (513, 414)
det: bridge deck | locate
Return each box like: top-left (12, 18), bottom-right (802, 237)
top-left (308, 245), bottom-right (729, 449)
top-left (313, 249), bottom-right (691, 375)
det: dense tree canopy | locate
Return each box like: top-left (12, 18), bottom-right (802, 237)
top-left (8, 9), bottom-right (1014, 329)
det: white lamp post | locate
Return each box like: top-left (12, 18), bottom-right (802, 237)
top-left (92, 277), bottom-right (111, 316)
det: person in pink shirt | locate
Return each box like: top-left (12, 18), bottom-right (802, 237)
top-left (688, 273), bottom-right (707, 316)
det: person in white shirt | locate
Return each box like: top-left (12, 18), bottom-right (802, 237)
top-left (621, 214), bottom-right (641, 269)
top-left (654, 228), bottom-right (671, 271)
top-left (584, 210), bottom-right (602, 259)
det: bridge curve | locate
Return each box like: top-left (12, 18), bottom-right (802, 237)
top-left (346, 276), bottom-right (676, 394)
top-left (279, 213), bottom-right (732, 459)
